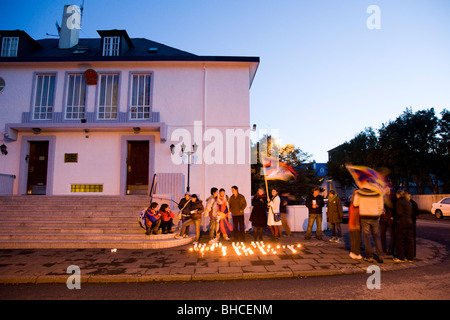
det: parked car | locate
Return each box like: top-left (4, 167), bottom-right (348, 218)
top-left (431, 197), bottom-right (450, 219)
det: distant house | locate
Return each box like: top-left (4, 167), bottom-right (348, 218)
top-left (0, 5), bottom-right (259, 205)
top-left (299, 158), bottom-right (352, 201)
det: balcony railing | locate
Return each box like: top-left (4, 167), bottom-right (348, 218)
top-left (21, 111), bottom-right (160, 123)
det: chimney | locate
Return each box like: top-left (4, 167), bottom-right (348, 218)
top-left (58, 5), bottom-right (81, 49)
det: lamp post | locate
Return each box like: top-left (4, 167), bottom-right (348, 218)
top-left (170, 142), bottom-right (198, 193)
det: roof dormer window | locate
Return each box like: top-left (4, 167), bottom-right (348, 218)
top-left (1, 37), bottom-right (19, 57)
top-left (103, 36), bottom-right (120, 56)
top-left (98, 30), bottom-right (133, 57)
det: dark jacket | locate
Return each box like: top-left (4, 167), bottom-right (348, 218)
top-left (327, 195), bottom-right (343, 223)
top-left (279, 196), bottom-right (289, 214)
top-left (229, 193), bottom-right (247, 216)
top-left (178, 198), bottom-right (191, 216)
top-left (305, 194), bottom-right (325, 214)
top-left (189, 200), bottom-right (204, 220)
top-left (250, 194), bottom-right (267, 227)
top-left (395, 198), bottom-right (413, 226)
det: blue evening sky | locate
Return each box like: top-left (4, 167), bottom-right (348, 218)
top-left (2, 0), bottom-right (449, 162)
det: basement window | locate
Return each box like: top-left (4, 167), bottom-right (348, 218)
top-left (71, 184), bottom-right (103, 192)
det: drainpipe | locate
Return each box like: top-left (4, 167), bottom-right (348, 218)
top-left (203, 63), bottom-right (207, 230)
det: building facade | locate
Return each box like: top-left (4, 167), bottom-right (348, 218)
top-left (0, 6), bottom-right (259, 207)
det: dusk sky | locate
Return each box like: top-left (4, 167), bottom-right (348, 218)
top-left (2, 0), bottom-right (449, 163)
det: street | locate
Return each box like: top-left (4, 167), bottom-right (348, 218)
top-left (1, 215), bottom-right (449, 300)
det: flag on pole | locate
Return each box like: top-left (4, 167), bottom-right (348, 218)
top-left (261, 156), bottom-right (298, 181)
top-left (345, 164), bottom-right (388, 194)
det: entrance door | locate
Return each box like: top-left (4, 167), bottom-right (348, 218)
top-left (126, 141), bottom-right (149, 195)
top-left (27, 141), bottom-right (49, 195)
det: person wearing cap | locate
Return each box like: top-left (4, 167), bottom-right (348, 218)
top-left (177, 193), bottom-right (191, 237)
top-left (176, 194), bottom-right (204, 244)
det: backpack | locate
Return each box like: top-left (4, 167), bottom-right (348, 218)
top-left (138, 208), bottom-right (147, 229)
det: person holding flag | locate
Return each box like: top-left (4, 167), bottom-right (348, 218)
top-left (260, 153), bottom-right (298, 241)
top-left (346, 164), bottom-right (387, 263)
top-left (267, 188), bottom-right (282, 241)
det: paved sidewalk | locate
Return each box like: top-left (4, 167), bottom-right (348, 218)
top-left (0, 233), bottom-right (446, 284)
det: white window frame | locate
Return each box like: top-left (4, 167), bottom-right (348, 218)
top-left (1, 37), bottom-right (19, 57)
top-left (97, 73), bottom-right (119, 120)
top-left (103, 36), bottom-right (120, 56)
top-left (130, 73), bottom-right (152, 120)
top-left (33, 74), bottom-right (56, 120)
top-left (65, 74), bottom-right (87, 120)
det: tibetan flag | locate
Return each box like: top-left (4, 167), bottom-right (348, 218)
top-left (262, 156), bottom-right (298, 181)
top-left (346, 164), bottom-right (388, 194)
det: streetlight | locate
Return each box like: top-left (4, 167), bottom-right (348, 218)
top-left (170, 142), bottom-right (198, 192)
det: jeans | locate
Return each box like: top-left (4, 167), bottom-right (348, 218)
top-left (209, 217), bottom-right (220, 240)
top-left (305, 213), bottom-right (322, 239)
top-left (280, 213), bottom-right (291, 236)
top-left (395, 223), bottom-right (414, 260)
top-left (380, 217), bottom-right (394, 254)
top-left (145, 219), bottom-right (161, 235)
top-left (360, 218), bottom-right (384, 259)
top-left (350, 229), bottom-right (361, 255)
top-left (232, 215), bottom-right (245, 242)
top-left (330, 223), bottom-right (342, 238)
top-left (180, 218), bottom-right (201, 242)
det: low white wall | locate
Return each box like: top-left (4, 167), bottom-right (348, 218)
top-left (410, 194), bottom-right (450, 212)
top-left (197, 205), bottom-right (327, 234)
top-left (286, 206), bottom-right (327, 232)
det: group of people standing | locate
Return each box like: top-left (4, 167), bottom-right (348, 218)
top-left (175, 186), bottom-right (248, 245)
top-left (348, 187), bottom-right (418, 263)
top-left (143, 185), bottom-right (292, 244)
top-left (250, 188), bottom-right (292, 242)
top-left (142, 184), bottom-right (417, 264)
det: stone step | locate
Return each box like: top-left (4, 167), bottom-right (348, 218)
top-left (0, 195), bottom-right (188, 249)
top-left (0, 215), bottom-right (137, 222)
top-left (0, 204), bottom-right (146, 213)
top-left (0, 236), bottom-right (193, 249)
top-left (0, 209), bottom-right (144, 216)
top-left (0, 200), bottom-right (149, 205)
top-left (0, 231), bottom-right (181, 241)
top-left (0, 226), bottom-right (149, 234)
top-left (0, 220), bottom-right (139, 228)
top-left (0, 195), bottom-right (150, 200)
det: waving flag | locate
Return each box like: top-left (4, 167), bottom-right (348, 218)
top-left (262, 156), bottom-right (298, 181)
top-left (346, 164), bottom-right (388, 194)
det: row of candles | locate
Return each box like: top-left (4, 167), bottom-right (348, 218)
top-left (188, 241), bottom-right (302, 257)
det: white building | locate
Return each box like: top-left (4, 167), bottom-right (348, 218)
top-left (0, 6), bottom-right (259, 208)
